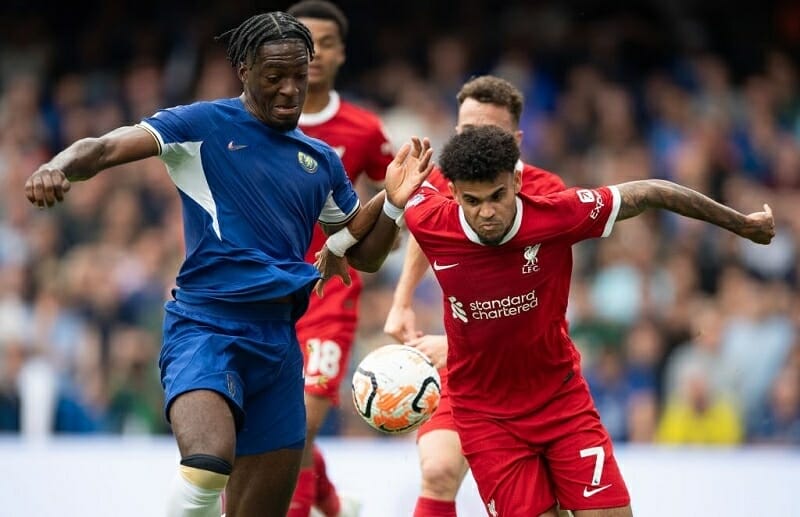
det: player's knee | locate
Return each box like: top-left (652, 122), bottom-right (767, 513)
top-left (419, 454), bottom-right (464, 498)
top-left (179, 454), bottom-right (233, 490)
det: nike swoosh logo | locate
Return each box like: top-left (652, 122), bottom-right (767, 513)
top-left (583, 484), bottom-right (612, 497)
top-left (433, 261), bottom-right (459, 271)
top-left (227, 141), bottom-right (248, 151)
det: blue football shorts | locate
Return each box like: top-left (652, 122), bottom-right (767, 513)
top-left (160, 298), bottom-right (306, 456)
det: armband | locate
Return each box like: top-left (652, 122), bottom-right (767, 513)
top-left (383, 198), bottom-right (404, 223)
top-left (325, 227), bottom-right (358, 257)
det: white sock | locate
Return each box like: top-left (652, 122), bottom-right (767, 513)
top-left (165, 470), bottom-right (224, 517)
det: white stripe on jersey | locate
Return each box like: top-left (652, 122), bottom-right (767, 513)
top-left (319, 193), bottom-right (360, 225)
top-left (602, 186), bottom-right (622, 238)
top-left (160, 139), bottom-right (222, 240)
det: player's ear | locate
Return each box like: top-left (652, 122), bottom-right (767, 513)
top-left (513, 129), bottom-right (523, 147)
top-left (237, 62), bottom-right (248, 84)
top-left (513, 170), bottom-right (522, 194)
top-left (448, 181), bottom-right (458, 200)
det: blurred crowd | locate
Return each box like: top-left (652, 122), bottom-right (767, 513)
top-left (0, 1), bottom-right (799, 446)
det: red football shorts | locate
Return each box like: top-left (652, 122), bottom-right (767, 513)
top-left (417, 367), bottom-right (455, 440)
top-left (454, 374), bottom-right (630, 514)
top-left (296, 284), bottom-right (359, 405)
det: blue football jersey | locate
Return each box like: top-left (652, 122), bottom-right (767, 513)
top-left (139, 98), bottom-right (359, 304)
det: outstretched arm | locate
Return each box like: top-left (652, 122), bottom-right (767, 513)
top-left (315, 137), bottom-right (433, 289)
top-left (345, 137), bottom-right (433, 271)
top-left (383, 234), bottom-right (428, 341)
top-left (615, 179), bottom-right (775, 244)
top-left (24, 126), bottom-right (159, 208)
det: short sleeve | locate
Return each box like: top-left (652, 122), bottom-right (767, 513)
top-left (523, 186), bottom-right (621, 243)
top-left (404, 183), bottom-right (449, 240)
top-left (318, 151), bottom-right (360, 225)
top-left (425, 169), bottom-right (452, 197)
top-left (138, 103), bottom-right (213, 155)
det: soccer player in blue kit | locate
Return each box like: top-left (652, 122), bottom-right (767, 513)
top-left (23, 11), bottom-right (432, 517)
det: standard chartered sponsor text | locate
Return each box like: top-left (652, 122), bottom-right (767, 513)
top-left (468, 288), bottom-right (538, 320)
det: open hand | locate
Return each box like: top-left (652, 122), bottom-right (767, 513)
top-left (24, 167), bottom-right (71, 208)
top-left (740, 204), bottom-right (776, 245)
top-left (313, 245), bottom-right (351, 297)
top-left (384, 137), bottom-right (434, 208)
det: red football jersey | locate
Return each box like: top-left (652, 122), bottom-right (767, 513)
top-left (297, 92), bottom-right (393, 329)
top-left (405, 185), bottom-right (621, 418)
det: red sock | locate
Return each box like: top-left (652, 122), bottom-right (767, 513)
top-left (414, 496), bottom-right (457, 517)
top-left (313, 445), bottom-right (341, 517)
top-left (288, 467), bottom-right (317, 517)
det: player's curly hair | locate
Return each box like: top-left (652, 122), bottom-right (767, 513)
top-left (217, 11), bottom-right (315, 67)
top-left (457, 75), bottom-right (524, 127)
top-left (440, 125), bottom-right (520, 183)
top-left (287, 0), bottom-right (349, 40)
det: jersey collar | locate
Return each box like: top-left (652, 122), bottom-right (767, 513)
top-left (458, 196), bottom-right (523, 246)
top-left (298, 91), bottom-right (341, 126)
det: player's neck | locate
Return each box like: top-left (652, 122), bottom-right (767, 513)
top-left (303, 87), bottom-right (333, 114)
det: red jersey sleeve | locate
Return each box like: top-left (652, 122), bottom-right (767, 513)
top-left (519, 186), bottom-right (621, 244)
top-left (404, 183), bottom-right (456, 248)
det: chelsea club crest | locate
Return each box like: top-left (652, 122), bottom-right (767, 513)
top-left (298, 152), bottom-right (318, 173)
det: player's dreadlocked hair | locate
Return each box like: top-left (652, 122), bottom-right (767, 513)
top-left (287, 0), bottom-right (349, 40)
top-left (440, 125), bottom-right (520, 183)
top-left (457, 75), bottom-right (524, 127)
top-left (216, 11), bottom-right (315, 67)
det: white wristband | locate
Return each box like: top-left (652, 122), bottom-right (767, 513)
top-left (325, 227), bottom-right (358, 257)
top-left (383, 198), bottom-right (404, 222)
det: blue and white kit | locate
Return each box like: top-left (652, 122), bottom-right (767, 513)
top-left (139, 97), bottom-right (359, 454)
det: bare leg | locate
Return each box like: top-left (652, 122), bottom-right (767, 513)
top-left (302, 393), bottom-right (332, 467)
top-left (167, 390), bottom-right (236, 517)
top-left (417, 429), bottom-right (469, 500)
top-left (170, 390), bottom-right (236, 461)
top-left (226, 448), bottom-right (304, 517)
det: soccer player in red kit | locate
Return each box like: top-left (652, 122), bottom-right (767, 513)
top-left (287, 2), bottom-right (393, 516)
top-left (400, 125), bottom-right (775, 516)
top-left (384, 75), bottom-right (565, 517)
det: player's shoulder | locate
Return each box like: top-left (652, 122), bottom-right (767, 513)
top-left (337, 98), bottom-right (386, 130)
top-left (151, 97), bottom-right (244, 124)
top-left (293, 131), bottom-right (342, 164)
top-left (406, 180), bottom-right (452, 217)
top-left (425, 167), bottom-right (452, 195)
top-left (296, 130), bottom-right (335, 152)
top-left (143, 98), bottom-right (247, 144)
top-left (521, 162), bottom-right (566, 192)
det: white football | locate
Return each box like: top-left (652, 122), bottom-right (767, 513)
top-left (352, 344), bottom-right (441, 434)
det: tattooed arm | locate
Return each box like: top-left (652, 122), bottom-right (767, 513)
top-left (615, 179), bottom-right (775, 245)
